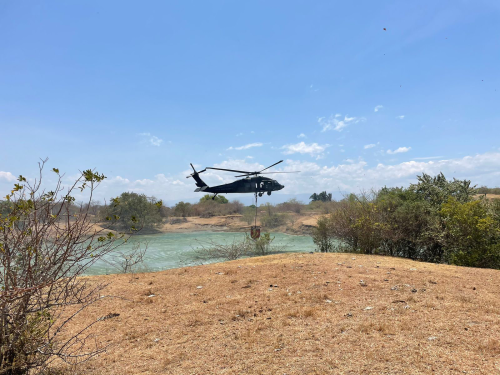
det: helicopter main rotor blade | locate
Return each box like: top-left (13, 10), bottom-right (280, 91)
top-left (259, 160), bottom-right (283, 173)
top-left (206, 167), bottom-right (253, 174)
top-left (258, 171), bottom-right (300, 174)
top-left (233, 171), bottom-right (300, 177)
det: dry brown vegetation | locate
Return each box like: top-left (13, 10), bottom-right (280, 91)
top-left (54, 253), bottom-right (500, 374)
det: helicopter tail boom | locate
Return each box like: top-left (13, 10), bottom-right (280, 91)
top-left (186, 163), bottom-right (208, 189)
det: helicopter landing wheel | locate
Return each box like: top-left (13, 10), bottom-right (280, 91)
top-left (258, 192), bottom-right (263, 197)
top-left (267, 191), bottom-right (271, 196)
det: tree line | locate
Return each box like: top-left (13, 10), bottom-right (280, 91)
top-left (312, 173), bottom-right (500, 269)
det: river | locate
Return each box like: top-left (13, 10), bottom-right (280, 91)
top-left (85, 231), bottom-right (317, 275)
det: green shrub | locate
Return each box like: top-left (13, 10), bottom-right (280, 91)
top-left (314, 173), bottom-right (500, 269)
top-left (440, 198), bottom-right (500, 268)
top-left (261, 213), bottom-right (288, 228)
top-left (312, 216), bottom-right (334, 252)
top-left (100, 192), bottom-right (163, 230)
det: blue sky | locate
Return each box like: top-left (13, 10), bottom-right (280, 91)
top-left (1, 0), bottom-right (499, 205)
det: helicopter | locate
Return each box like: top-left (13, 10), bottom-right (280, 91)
top-left (186, 160), bottom-right (299, 199)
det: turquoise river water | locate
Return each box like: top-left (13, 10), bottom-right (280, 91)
top-left (85, 231), bottom-right (317, 275)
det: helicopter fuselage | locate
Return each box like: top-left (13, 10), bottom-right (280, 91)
top-left (196, 176), bottom-right (284, 194)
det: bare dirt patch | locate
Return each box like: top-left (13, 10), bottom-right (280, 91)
top-left (57, 253), bottom-right (500, 374)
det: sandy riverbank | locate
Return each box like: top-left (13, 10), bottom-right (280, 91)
top-left (94, 212), bottom-right (322, 236)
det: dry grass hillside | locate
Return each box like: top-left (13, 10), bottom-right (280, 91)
top-left (61, 253), bottom-right (500, 374)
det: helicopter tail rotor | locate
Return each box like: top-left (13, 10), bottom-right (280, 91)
top-left (186, 163), bottom-right (208, 188)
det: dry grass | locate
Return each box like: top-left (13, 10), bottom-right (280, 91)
top-left (474, 194), bottom-right (500, 201)
top-left (54, 253), bottom-right (500, 374)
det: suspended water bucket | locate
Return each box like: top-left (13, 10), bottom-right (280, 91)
top-left (250, 226), bottom-right (261, 239)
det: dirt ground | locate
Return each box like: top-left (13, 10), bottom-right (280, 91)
top-left (58, 253), bottom-right (500, 374)
top-left (474, 194), bottom-right (500, 201)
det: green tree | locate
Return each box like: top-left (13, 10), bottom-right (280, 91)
top-left (310, 191), bottom-right (332, 202)
top-left (312, 216), bottom-right (334, 252)
top-left (440, 198), bottom-right (500, 268)
top-left (199, 194), bottom-right (228, 204)
top-left (173, 201), bottom-right (192, 217)
top-left (101, 192), bottom-right (163, 230)
top-left (409, 172), bottom-right (477, 209)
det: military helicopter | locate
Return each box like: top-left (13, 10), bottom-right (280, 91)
top-left (186, 160), bottom-right (299, 199)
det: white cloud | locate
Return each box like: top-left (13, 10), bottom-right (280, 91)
top-left (281, 142), bottom-right (330, 158)
top-left (236, 132), bottom-right (244, 137)
top-left (297, 133), bottom-right (307, 138)
top-left (387, 147), bottom-right (411, 154)
top-left (150, 136), bottom-right (163, 146)
top-left (374, 105), bottom-right (383, 112)
top-left (275, 152), bottom-right (500, 196)
top-left (412, 156), bottom-right (443, 160)
top-left (5, 152), bottom-right (499, 205)
top-left (0, 171), bottom-right (16, 182)
top-left (227, 143), bottom-right (263, 151)
top-left (139, 133), bottom-right (163, 146)
top-left (397, 115), bottom-right (405, 120)
top-left (319, 114), bottom-right (366, 132)
top-left (364, 144), bottom-right (376, 149)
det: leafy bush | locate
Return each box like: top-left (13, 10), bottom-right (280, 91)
top-left (314, 172), bottom-right (500, 269)
top-left (252, 232), bottom-right (275, 256)
top-left (241, 207), bottom-right (257, 225)
top-left (312, 216), bottom-right (334, 252)
top-left (276, 198), bottom-right (303, 214)
top-left (173, 201), bottom-right (192, 217)
top-left (100, 192), bottom-right (163, 230)
top-left (261, 213), bottom-right (288, 229)
top-left (192, 199), bottom-right (243, 218)
top-left (307, 200), bottom-right (338, 214)
top-left (0, 162), bottom-right (132, 374)
top-left (193, 232), bottom-right (281, 262)
top-left (199, 194), bottom-right (228, 204)
top-left (440, 198), bottom-right (500, 268)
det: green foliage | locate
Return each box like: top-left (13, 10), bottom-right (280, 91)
top-left (409, 172), bottom-right (477, 209)
top-left (0, 200), bottom-right (12, 216)
top-left (199, 194), bottom-right (228, 204)
top-left (317, 173), bottom-right (500, 269)
top-left (241, 207), bottom-right (256, 225)
top-left (276, 198), bottom-right (302, 213)
top-left (101, 192), bottom-right (163, 230)
top-left (261, 212), bottom-right (288, 229)
top-left (310, 191), bottom-right (332, 202)
top-left (440, 198), bottom-right (500, 268)
top-left (249, 232), bottom-right (275, 256)
top-left (312, 216), bottom-right (334, 252)
top-left (173, 201), bottom-right (192, 217)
